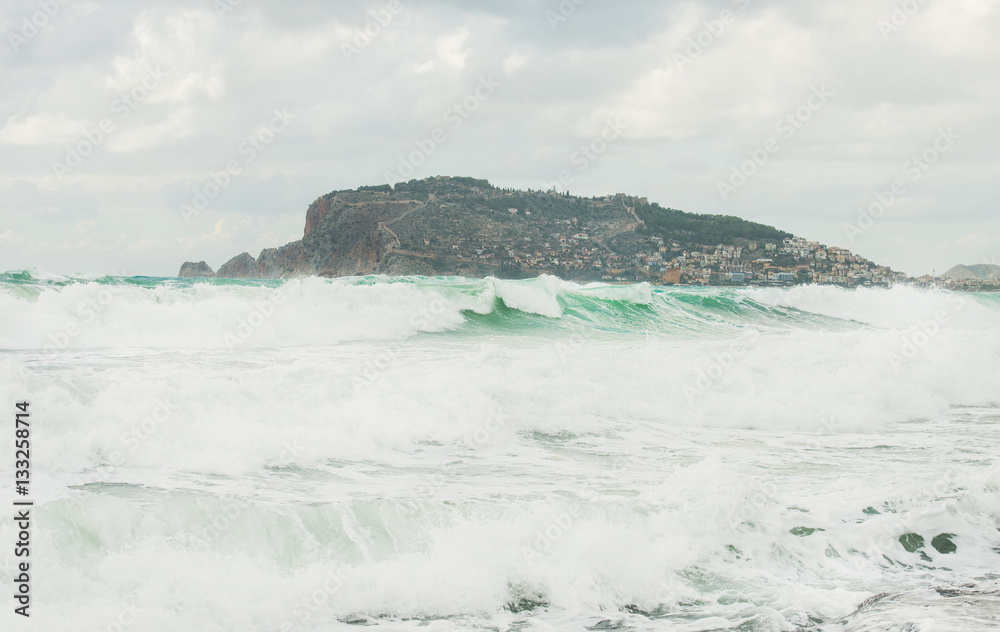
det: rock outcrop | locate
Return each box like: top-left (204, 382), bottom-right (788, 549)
top-left (178, 261), bottom-right (215, 277)
top-left (216, 253), bottom-right (261, 279)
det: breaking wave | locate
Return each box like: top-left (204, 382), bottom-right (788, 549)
top-left (1, 270), bottom-right (999, 631)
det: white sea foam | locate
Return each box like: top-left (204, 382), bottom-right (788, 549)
top-left (1, 275), bottom-right (998, 631)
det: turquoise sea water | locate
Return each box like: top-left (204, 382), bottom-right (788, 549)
top-left (1, 271), bottom-right (998, 631)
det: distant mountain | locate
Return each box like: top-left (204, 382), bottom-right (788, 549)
top-left (179, 176), bottom-right (892, 285)
top-left (941, 264), bottom-right (1000, 281)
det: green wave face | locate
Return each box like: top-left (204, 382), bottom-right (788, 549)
top-left (2, 269), bottom-right (997, 345)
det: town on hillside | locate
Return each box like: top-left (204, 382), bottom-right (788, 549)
top-left (381, 180), bottom-right (901, 287)
top-left (439, 227), bottom-right (900, 287)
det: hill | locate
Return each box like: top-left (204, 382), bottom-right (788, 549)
top-left (179, 176), bottom-right (896, 286)
top-left (941, 264), bottom-right (1000, 281)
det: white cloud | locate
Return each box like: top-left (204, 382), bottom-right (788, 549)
top-left (105, 115), bottom-right (193, 153)
top-left (0, 113), bottom-right (88, 146)
top-left (0, 0), bottom-right (998, 277)
top-left (502, 52), bottom-right (528, 76)
top-left (435, 27), bottom-right (469, 69)
top-left (950, 232), bottom-right (1000, 251)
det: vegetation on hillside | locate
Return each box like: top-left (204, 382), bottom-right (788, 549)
top-left (636, 203), bottom-right (791, 245)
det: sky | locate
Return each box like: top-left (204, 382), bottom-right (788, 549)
top-left (1, 0), bottom-right (998, 277)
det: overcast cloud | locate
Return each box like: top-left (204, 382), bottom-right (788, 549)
top-left (1, 0), bottom-right (998, 276)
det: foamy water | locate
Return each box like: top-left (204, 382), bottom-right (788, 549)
top-left (1, 271), bottom-right (998, 631)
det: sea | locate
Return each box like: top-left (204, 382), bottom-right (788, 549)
top-left (1, 270), bottom-right (998, 632)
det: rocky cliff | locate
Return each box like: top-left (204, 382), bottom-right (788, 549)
top-left (180, 188), bottom-right (429, 279)
top-left (182, 177), bottom-right (524, 279)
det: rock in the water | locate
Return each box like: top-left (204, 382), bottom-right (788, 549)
top-left (898, 533), bottom-right (925, 553)
top-left (931, 533), bottom-right (957, 554)
top-left (216, 252), bottom-right (262, 279)
top-left (178, 261), bottom-right (215, 278)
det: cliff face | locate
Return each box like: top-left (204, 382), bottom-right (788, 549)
top-left (181, 189), bottom-right (426, 279)
top-left (303, 195), bottom-right (333, 239)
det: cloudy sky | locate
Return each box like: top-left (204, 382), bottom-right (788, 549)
top-left (1, 0), bottom-right (997, 277)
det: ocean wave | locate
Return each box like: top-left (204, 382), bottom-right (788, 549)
top-left (3, 270), bottom-right (1000, 631)
top-left (4, 271), bottom-right (998, 351)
